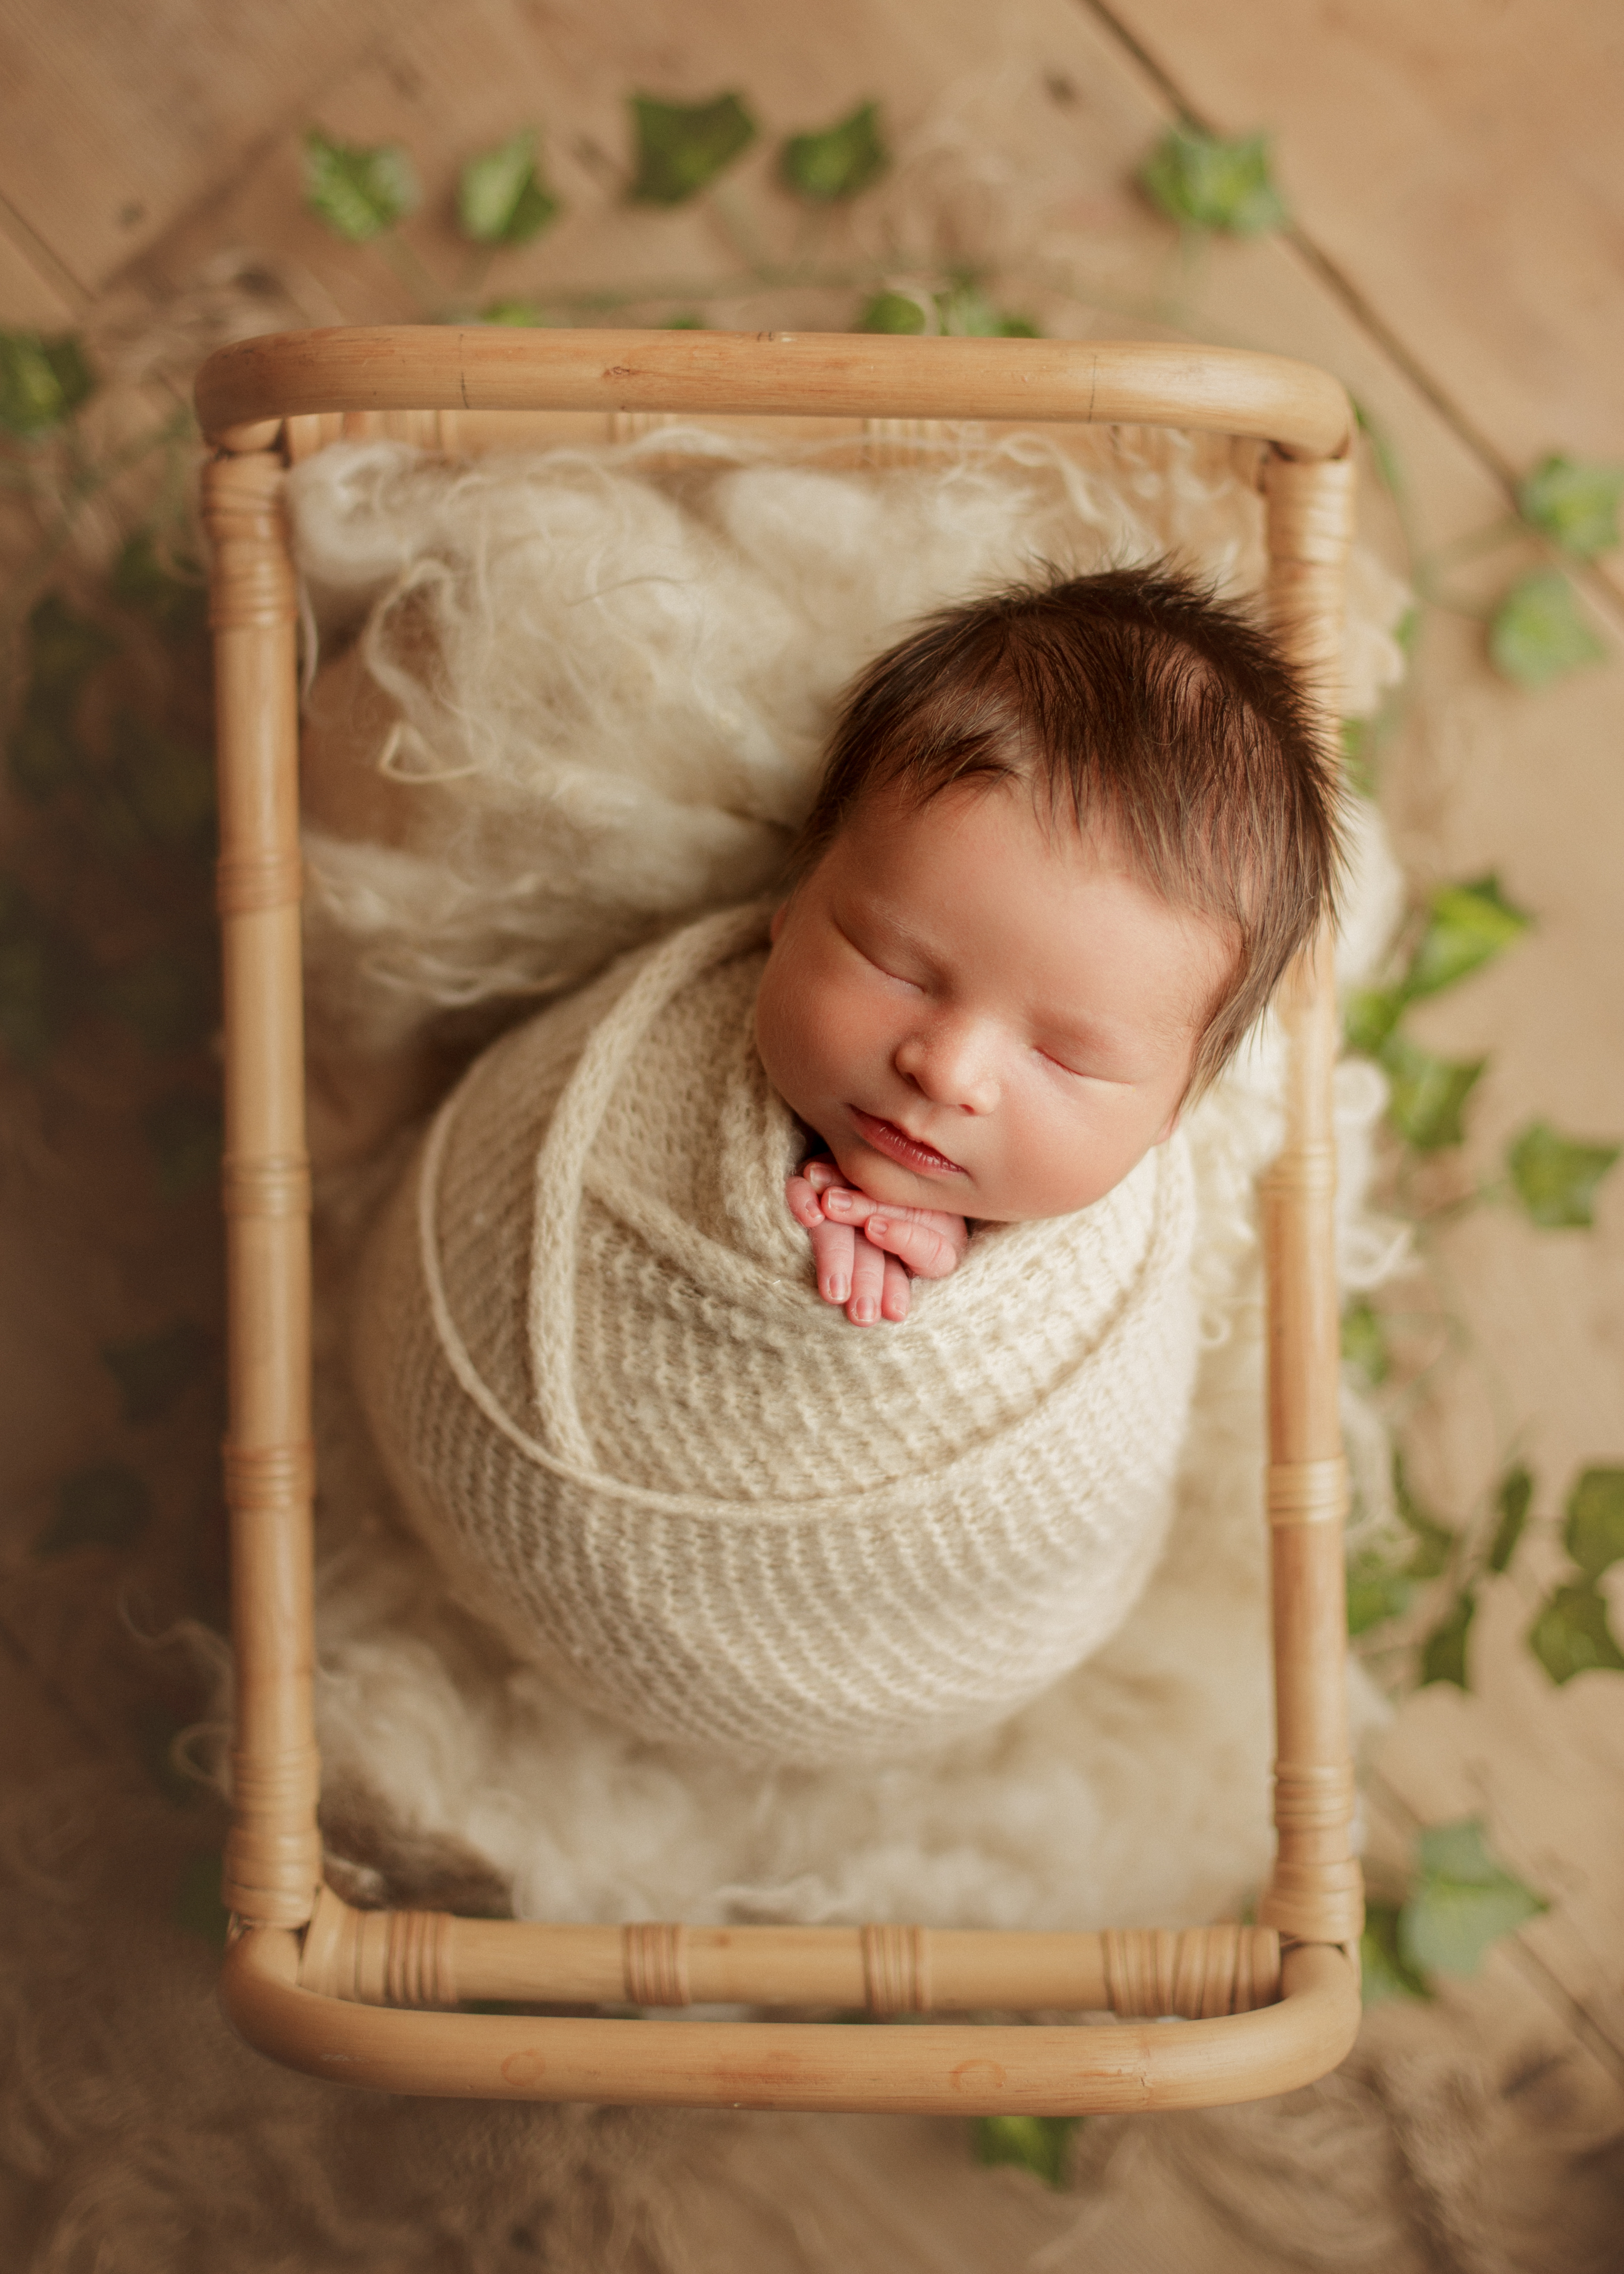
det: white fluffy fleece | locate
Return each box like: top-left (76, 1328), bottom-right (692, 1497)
top-left (277, 429), bottom-right (1408, 1931)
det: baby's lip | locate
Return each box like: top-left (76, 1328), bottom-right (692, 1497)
top-left (849, 1107), bottom-right (965, 1178)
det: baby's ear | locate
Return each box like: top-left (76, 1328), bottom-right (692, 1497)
top-left (1153, 1103), bottom-right (1182, 1146)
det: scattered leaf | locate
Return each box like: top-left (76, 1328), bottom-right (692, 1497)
top-left (857, 288), bottom-right (929, 335)
top-left (35, 1462), bottom-right (152, 1555)
top-left (1507, 1121), bottom-right (1620, 1229)
top-left (100, 945), bottom-right (217, 1053)
top-left (1399, 1820), bottom-right (1545, 1977)
top-left (780, 100), bottom-right (888, 202)
top-left (111, 531), bottom-right (208, 641)
top-left (173, 1850), bottom-right (231, 1948)
top-left (1528, 1582), bottom-right (1624, 1683)
top-left (101, 1321), bottom-right (214, 1425)
top-left (1487, 1464), bottom-right (1533, 1574)
top-left (1345, 987), bottom-right (1404, 1059)
top-left (972, 2114), bottom-right (1079, 2188)
top-left (1396, 1457), bottom-right (1456, 1579)
top-left (936, 279), bottom-right (1039, 337)
top-left (1380, 1032), bottom-right (1486, 1151)
top-left (0, 328), bottom-right (95, 437)
top-left (1404, 874), bottom-right (1532, 1000)
top-left (663, 311), bottom-right (704, 329)
top-left (1517, 454), bottom-right (1624, 559)
top-left (1139, 125), bottom-right (1289, 237)
top-left (1563, 1467), bottom-right (1624, 1582)
top-left (479, 299), bottom-right (547, 327)
top-left (303, 128), bottom-right (420, 242)
top-left (1341, 1297), bottom-right (1389, 1387)
top-left (144, 1091), bottom-right (222, 1200)
top-left (458, 129), bottom-right (561, 247)
top-left (628, 92), bottom-right (757, 206)
top-left (1340, 717), bottom-right (1378, 798)
top-left (1488, 569), bottom-right (1606, 689)
top-left (1419, 1588), bottom-right (1475, 1688)
top-left (1346, 1549), bottom-right (1413, 1637)
top-left (0, 871), bottom-right (85, 1068)
top-left (110, 715), bottom-right (216, 848)
top-left (1352, 400), bottom-right (1407, 504)
top-left (1360, 1901), bottom-right (1430, 2003)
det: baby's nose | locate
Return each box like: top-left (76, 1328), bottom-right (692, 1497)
top-left (895, 1023), bottom-right (999, 1114)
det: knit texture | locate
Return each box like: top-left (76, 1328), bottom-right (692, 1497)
top-left (353, 902), bottom-right (1199, 1765)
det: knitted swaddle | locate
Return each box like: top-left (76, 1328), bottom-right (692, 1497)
top-left (354, 899), bottom-right (1200, 1766)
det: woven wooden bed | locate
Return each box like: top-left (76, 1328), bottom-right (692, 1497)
top-left (193, 324), bottom-right (1363, 2113)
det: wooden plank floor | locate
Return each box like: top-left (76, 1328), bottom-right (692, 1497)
top-left (3, 2), bottom-right (1623, 2264)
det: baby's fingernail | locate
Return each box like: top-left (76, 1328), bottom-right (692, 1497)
top-left (868, 1217), bottom-right (887, 1240)
top-left (826, 1277), bottom-right (849, 1303)
top-left (851, 1298), bottom-right (877, 1324)
top-left (825, 1190), bottom-right (851, 1213)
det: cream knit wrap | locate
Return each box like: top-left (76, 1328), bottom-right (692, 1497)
top-left (354, 900), bottom-right (1200, 1766)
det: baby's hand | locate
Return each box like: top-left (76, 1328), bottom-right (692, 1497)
top-left (785, 1156), bottom-right (970, 1326)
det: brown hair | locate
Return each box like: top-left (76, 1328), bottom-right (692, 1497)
top-left (790, 563), bottom-right (1344, 1097)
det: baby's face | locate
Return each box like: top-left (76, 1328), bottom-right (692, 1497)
top-left (755, 777), bottom-right (1234, 1222)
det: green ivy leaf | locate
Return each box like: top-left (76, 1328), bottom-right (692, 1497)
top-left (0, 872), bottom-right (85, 1068)
top-left (1507, 1121), bottom-right (1621, 1229)
top-left (1360, 1901), bottom-right (1430, 2004)
top-left (0, 329), bottom-right (96, 437)
top-left (457, 129), bottom-right (561, 247)
top-left (303, 128), bottom-right (420, 242)
top-left (1563, 1467), bottom-right (1624, 1582)
top-left (1488, 569), bottom-right (1606, 689)
top-left (972, 2114), bottom-right (1079, 2188)
top-left (173, 1850), bottom-right (231, 1948)
top-left (1396, 1456), bottom-right (1456, 1580)
top-left (100, 1320), bottom-right (213, 1425)
top-left (111, 532), bottom-right (208, 642)
top-left (780, 100), bottom-right (888, 202)
top-left (1399, 1820), bottom-right (1545, 1977)
top-left (663, 311), bottom-right (704, 329)
top-left (1419, 1588), bottom-right (1475, 1688)
top-left (1380, 1032), bottom-right (1486, 1151)
top-left (1341, 1297), bottom-right (1389, 1387)
top-left (100, 946), bottom-right (217, 1053)
top-left (1528, 1582), bottom-right (1624, 1683)
top-left (628, 92), bottom-right (756, 206)
top-left (111, 715), bottom-right (216, 848)
top-left (1345, 986), bottom-right (1404, 1058)
top-left (1346, 1549), bottom-right (1414, 1636)
top-left (1487, 1464), bottom-right (1533, 1574)
top-left (1517, 455), bottom-right (1624, 559)
top-left (35, 1462), bottom-right (153, 1555)
top-left (856, 288), bottom-right (929, 335)
top-left (1139, 125), bottom-right (1289, 237)
top-left (936, 280), bottom-right (1040, 338)
top-left (1404, 874), bottom-right (1532, 1000)
top-left (145, 1091), bottom-right (222, 1200)
top-left (479, 299), bottom-right (547, 327)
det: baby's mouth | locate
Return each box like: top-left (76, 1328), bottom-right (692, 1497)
top-left (849, 1107), bottom-right (965, 1178)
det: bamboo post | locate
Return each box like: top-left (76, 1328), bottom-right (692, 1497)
top-left (202, 445), bottom-right (322, 1928)
top-left (1257, 452), bottom-right (1364, 1951)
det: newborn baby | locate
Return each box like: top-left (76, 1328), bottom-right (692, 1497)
top-left (768, 563), bottom-right (1334, 1328)
top-left (352, 564), bottom-right (1340, 1764)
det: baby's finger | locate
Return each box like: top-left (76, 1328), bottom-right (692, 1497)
top-left (879, 1252), bottom-right (912, 1323)
top-left (863, 1212), bottom-right (966, 1280)
top-left (801, 1158), bottom-right (845, 1194)
top-left (784, 1171), bottom-right (827, 1230)
top-left (806, 1216), bottom-right (856, 1305)
top-left (845, 1227), bottom-right (888, 1325)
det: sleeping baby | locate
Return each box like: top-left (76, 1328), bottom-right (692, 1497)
top-left (351, 562), bottom-right (1340, 1767)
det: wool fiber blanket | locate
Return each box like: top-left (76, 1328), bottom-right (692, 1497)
top-left (354, 902), bottom-right (1200, 1766)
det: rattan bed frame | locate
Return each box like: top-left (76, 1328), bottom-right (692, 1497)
top-left (193, 325), bottom-right (1363, 2113)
